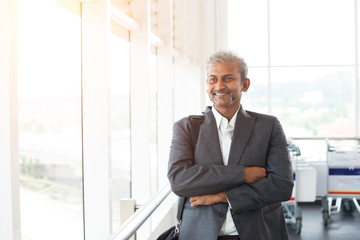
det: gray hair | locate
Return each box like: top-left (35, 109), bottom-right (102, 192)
top-left (207, 50), bottom-right (248, 82)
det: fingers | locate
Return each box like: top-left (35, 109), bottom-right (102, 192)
top-left (190, 197), bottom-right (199, 207)
top-left (257, 167), bottom-right (266, 178)
top-left (190, 195), bottom-right (210, 207)
top-left (190, 192), bottom-right (228, 207)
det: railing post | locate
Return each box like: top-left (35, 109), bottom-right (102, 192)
top-left (120, 199), bottom-right (136, 240)
top-left (107, 184), bottom-right (172, 240)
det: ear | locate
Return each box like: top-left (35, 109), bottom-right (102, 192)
top-left (242, 78), bottom-right (250, 92)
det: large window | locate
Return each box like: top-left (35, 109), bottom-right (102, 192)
top-left (17, 0), bottom-right (83, 239)
top-left (271, 67), bottom-right (355, 137)
top-left (228, 0), bottom-right (360, 137)
top-left (3, 1), bottom-right (208, 239)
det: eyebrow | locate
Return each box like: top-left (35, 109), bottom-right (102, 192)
top-left (223, 74), bottom-right (235, 78)
top-left (208, 74), bottom-right (235, 78)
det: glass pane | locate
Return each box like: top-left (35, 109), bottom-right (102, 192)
top-left (241, 67), bottom-right (269, 114)
top-left (108, 33), bottom-right (131, 231)
top-left (291, 139), bottom-right (327, 162)
top-left (150, 52), bottom-right (158, 196)
top-left (271, 67), bottom-right (355, 137)
top-left (228, 0), bottom-right (268, 66)
top-left (270, 0), bottom-right (355, 65)
top-left (17, 1), bottom-right (83, 239)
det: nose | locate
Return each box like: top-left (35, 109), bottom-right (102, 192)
top-left (215, 79), bottom-right (225, 90)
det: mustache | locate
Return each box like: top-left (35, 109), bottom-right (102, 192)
top-left (212, 89), bottom-right (231, 95)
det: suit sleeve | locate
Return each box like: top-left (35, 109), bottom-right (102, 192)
top-left (225, 117), bottom-right (294, 213)
top-left (167, 118), bottom-right (245, 197)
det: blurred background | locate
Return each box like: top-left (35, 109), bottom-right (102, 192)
top-left (1, 0), bottom-right (360, 239)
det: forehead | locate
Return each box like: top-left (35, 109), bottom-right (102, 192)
top-left (208, 62), bottom-right (239, 76)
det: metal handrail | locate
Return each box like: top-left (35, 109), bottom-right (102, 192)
top-left (107, 184), bottom-right (172, 240)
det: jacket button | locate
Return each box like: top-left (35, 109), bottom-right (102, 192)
top-left (219, 212), bottom-right (225, 217)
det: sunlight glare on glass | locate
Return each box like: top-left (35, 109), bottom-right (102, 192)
top-left (270, 0), bottom-right (355, 65)
top-left (228, 0), bottom-right (268, 66)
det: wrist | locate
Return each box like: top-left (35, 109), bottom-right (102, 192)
top-left (218, 191), bottom-right (228, 203)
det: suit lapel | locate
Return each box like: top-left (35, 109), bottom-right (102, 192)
top-left (228, 106), bottom-right (256, 166)
top-left (201, 107), bottom-right (224, 165)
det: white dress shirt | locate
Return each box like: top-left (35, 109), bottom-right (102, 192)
top-left (212, 107), bottom-right (239, 236)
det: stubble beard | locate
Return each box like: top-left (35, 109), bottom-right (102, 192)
top-left (210, 93), bottom-right (236, 108)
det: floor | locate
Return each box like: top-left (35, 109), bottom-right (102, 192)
top-left (288, 200), bottom-right (360, 240)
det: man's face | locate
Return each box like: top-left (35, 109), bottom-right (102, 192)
top-left (206, 62), bottom-right (249, 111)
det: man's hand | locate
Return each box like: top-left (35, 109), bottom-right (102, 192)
top-left (244, 166), bottom-right (267, 184)
top-left (190, 191), bottom-right (227, 207)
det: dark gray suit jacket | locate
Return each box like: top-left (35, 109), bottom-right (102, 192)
top-left (168, 106), bottom-right (294, 240)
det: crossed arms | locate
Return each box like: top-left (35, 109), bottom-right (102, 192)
top-left (190, 167), bottom-right (266, 207)
top-left (167, 116), bottom-right (294, 213)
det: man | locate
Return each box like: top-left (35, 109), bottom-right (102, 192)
top-left (168, 50), bottom-right (294, 240)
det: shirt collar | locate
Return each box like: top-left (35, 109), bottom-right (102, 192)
top-left (212, 106), bottom-right (240, 130)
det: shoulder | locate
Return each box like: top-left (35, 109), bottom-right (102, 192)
top-left (174, 114), bottom-right (204, 128)
top-left (245, 110), bottom-right (277, 122)
top-left (175, 115), bottom-right (205, 127)
top-left (174, 117), bottom-right (190, 130)
top-left (245, 110), bottom-right (287, 140)
top-left (243, 110), bottom-right (284, 133)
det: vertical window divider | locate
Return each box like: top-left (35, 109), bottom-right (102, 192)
top-left (81, 1), bottom-right (111, 239)
top-left (0, 1), bottom-right (21, 239)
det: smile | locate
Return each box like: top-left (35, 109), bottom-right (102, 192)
top-left (214, 92), bottom-right (227, 96)
top-left (212, 89), bottom-right (231, 96)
